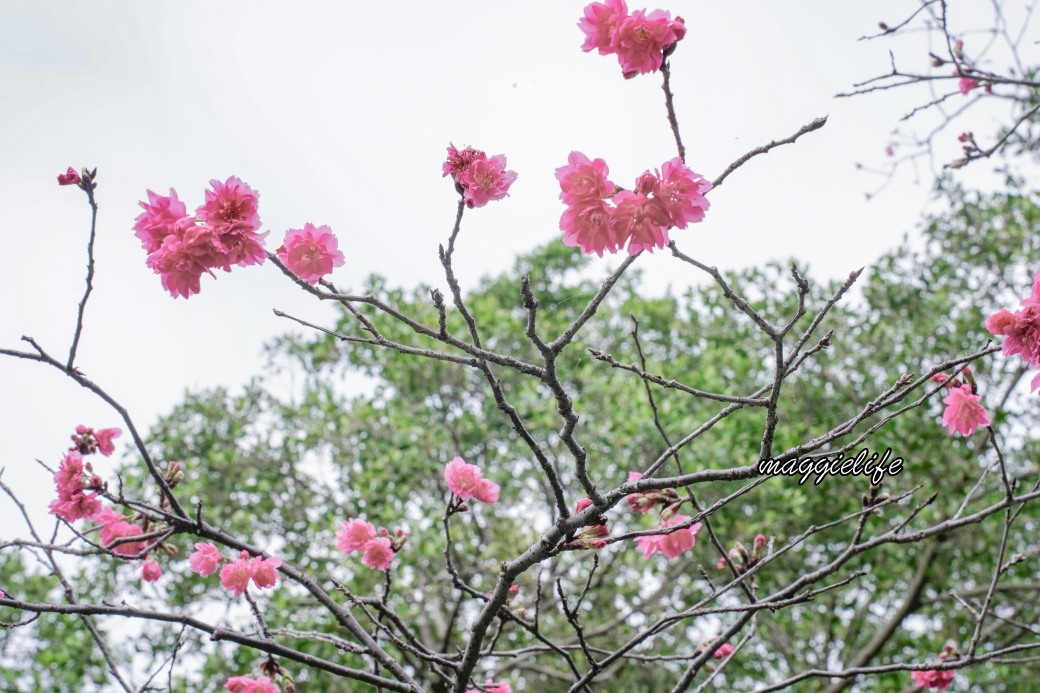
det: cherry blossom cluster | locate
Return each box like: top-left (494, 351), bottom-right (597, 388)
top-left (715, 533), bottom-right (767, 574)
top-left (694, 638), bottom-right (735, 660)
top-left (930, 368), bottom-right (990, 437)
top-left (48, 426), bottom-right (121, 523)
top-left (556, 152), bottom-right (711, 257)
top-left (911, 644), bottom-right (960, 690)
top-left (189, 543), bottom-right (281, 596)
top-left (627, 472), bottom-right (701, 559)
top-left (444, 456), bottom-right (500, 507)
top-left (442, 144), bottom-right (518, 209)
top-left (335, 519), bottom-right (408, 571)
top-left (133, 178), bottom-right (267, 298)
top-left (134, 177), bottom-right (345, 297)
top-left (579, 1), bottom-right (685, 78)
top-left (986, 270), bottom-right (1040, 395)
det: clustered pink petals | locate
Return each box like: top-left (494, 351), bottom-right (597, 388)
top-left (71, 425), bottom-right (122, 456)
top-left (141, 560), bottom-right (163, 582)
top-left (444, 457), bottom-right (500, 503)
top-left (133, 177), bottom-right (268, 299)
top-left (276, 223), bottom-right (345, 284)
top-left (443, 144), bottom-right (518, 208)
top-left (911, 645), bottom-right (960, 690)
top-left (57, 166), bottom-right (81, 186)
top-left (941, 384), bottom-right (990, 436)
top-left (48, 450), bottom-right (102, 522)
top-left (336, 518), bottom-right (408, 571)
top-left (579, 2), bottom-right (686, 77)
top-left (712, 642), bottom-right (735, 659)
top-left (557, 153), bottom-right (710, 256)
top-left (624, 471), bottom-right (680, 514)
top-left (987, 270), bottom-right (1040, 395)
top-left (911, 668), bottom-right (955, 690)
top-left (465, 680), bottom-right (512, 693)
top-left (218, 551), bottom-right (282, 597)
top-left (189, 542), bottom-right (226, 576)
top-left (96, 509), bottom-right (146, 557)
top-left (636, 513), bottom-right (702, 559)
top-left (224, 675), bottom-right (280, 693)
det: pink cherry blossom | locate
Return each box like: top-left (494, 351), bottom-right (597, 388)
top-left (249, 555), bottom-right (282, 589)
top-left (276, 223), bottom-right (345, 284)
top-left (57, 167), bottom-right (81, 186)
top-left (443, 144), bottom-right (486, 177)
top-left (189, 542), bottom-right (226, 576)
top-left (220, 552), bottom-right (255, 597)
top-left (336, 518), bottom-right (377, 554)
top-left (652, 158), bottom-right (712, 229)
top-left (637, 514), bottom-right (702, 559)
top-left (145, 221), bottom-right (228, 299)
top-left (560, 201), bottom-right (620, 257)
top-left (95, 428), bottom-right (122, 456)
top-left (49, 451), bottom-right (103, 522)
top-left (941, 384), bottom-right (990, 436)
top-left (225, 675), bottom-right (280, 693)
top-left (712, 642), bottom-right (735, 659)
top-left (444, 457), bottom-right (500, 503)
top-left (455, 154), bottom-right (518, 208)
top-left (197, 176), bottom-right (261, 233)
top-left (910, 668), bottom-right (955, 690)
top-left (49, 493), bottom-right (103, 523)
top-left (610, 190), bottom-right (671, 254)
top-left (219, 551), bottom-right (280, 596)
top-left (133, 189), bottom-right (190, 254)
top-left (958, 76), bottom-right (979, 95)
top-left (555, 151), bottom-right (615, 205)
top-left (103, 519), bottom-right (146, 557)
top-left (579, 0), bottom-right (628, 55)
top-left (141, 560), bottom-right (162, 582)
top-left (54, 450), bottom-right (86, 498)
top-left (465, 680), bottom-right (512, 693)
top-left (612, 9), bottom-right (681, 77)
top-left (361, 537), bottom-right (395, 570)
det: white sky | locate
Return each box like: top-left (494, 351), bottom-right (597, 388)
top-left (0, 2), bottom-right (1024, 533)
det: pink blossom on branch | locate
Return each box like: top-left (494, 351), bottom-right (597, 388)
top-left (219, 550), bottom-right (281, 596)
top-left (712, 642), bottom-right (735, 659)
top-left (189, 542), bottom-right (226, 576)
top-left (141, 560), bottom-right (162, 582)
top-left (612, 9), bottom-right (682, 77)
top-left (276, 223), bottom-right (345, 284)
top-left (224, 675), bottom-right (280, 693)
top-left (133, 189), bottom-right (190, 254)
top-left (361, 536), bottom-right (395, 570)
top-left (610, 190), bottom-right (671, 254)
top-left (910, 668), bottom-right (955, 690)
top-left (145, 221), bottom-right (229, 299)
top-left (454, 154), bottom-right (518, 209)
top-left (444, 457), bottom-right (500, 503)
top-left (336, 518), bottom-right (377, 554)
top-left (637, 513), bottom-right (702, 559)
top-left (652, 157), bottom-right (712, 229)
top-left (560, 201), bottom-right (620, 257)
top-left (197, 176), bottom-right (261, 233)
top-left (555, 151), bottom-right (615, 205)
top-left (941, 384), bottom-right (990, 436)
top-left (57, 166), bottom-right (81, 186)
top-left (578, 0), bottom-right (628, 55)
top-left (443, 144), bottom-right (486, 178)
top-left (94, 428), bottom-right (122, 456)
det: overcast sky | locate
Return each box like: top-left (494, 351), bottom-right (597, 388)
top-left (0, 1), bottom-right (1022, 529)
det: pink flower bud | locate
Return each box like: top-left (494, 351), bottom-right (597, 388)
top-left (57, 167), bottom-right (81, 186)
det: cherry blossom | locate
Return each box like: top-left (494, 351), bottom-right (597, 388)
top-left (336, 518), bottom-right (377, 554)
top-left (57, 167), bottom-right (81, 186)
top-left (219, 550), bottom-right (281, 597)
top-left (444, 457), bottom-right (500, 503)
top-left (361, 537), bottom-right (395, 571)
top-left (637, 514), bottom-right (702, 559)
top-left (941, 384), bottom-right (990, 436)
top-left (465, 680), bottom-right (512, 693)
top-left (612, 9), bottom-right (682, 77)
top-left (454, 154), bottom-right (518, 208)
top-left (911, 668), bottom-right (956, 690)
top-left (189, 542), bottom-right (226, 576)
top-left (224, 675), bottom-right (280, 693)
top-left (276, 223), bottom-right (345, 284)
top-left (578, 0), bottom-right (628, 55)
top-left (141, 560), bottom-right (162, 582)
